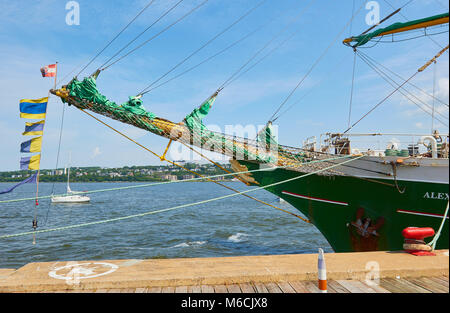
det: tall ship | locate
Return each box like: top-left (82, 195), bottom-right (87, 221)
top-left (45, 2), bottom-right (448, 253)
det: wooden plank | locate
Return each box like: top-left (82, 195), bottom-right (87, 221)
top-left (253, 282), bottom-right (269, 293)
top-left (360, 281), bottom-right (391, 293)
top-left (135, 288), bottom-right (147, 293)
top-left (213, 285), bottom-right (228, 293)
top-left (107, 289), bottom-right (122, 293)
top-left (303, 281), bottom-right (320, 293)
top-left (239, 283), bottom-right (255, 293)
top-left (147, 286), bottom-right (162, 293)
top-left (227, 284), bottom-right (242, 293)
top-left (421, 277), bottom-right (449, 292)
top-left (430, 276), bottom-right (449, 285)
top-left (408, 277), bottom-right (447, 293)
top-left (379, 278), bottom-right (406, 293)
top-left (335, 280), bottom-right (371, 293)
top-left (288, 281), bottom-right (310, 293)
top-left (264, 282), bottom-right (282, 293)
top-left (201, 285), bottom-right (215, 293)
top-left (175, 286), bottom-right (188, 293)
top-left (350, 281), bottom-right (377, 293)
top-left (276, 282), bottom-right (296, 293)
top-left (327, 280), bottom-right (350, 293)
top-left (120, 288), bottom-right (135, 293)
top-left (189, 285), bottom-right (201, 293)
top-left (428, 276), bottom-right (450, 290)
top-left (95, 289), bottom-right (108, 293)
top-left (388, 278), bottom-right (430, 293)
top-left (381, 278), bottom-right (422, 293)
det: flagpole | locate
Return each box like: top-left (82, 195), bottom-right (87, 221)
top-left (33, 62), bottom-right (58, 245)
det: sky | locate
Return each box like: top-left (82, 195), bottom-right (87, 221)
top-left (0, 0), bottom-right (448, 171)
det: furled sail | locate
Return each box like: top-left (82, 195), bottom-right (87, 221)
top-left (51, 77), bottom-right (338, 172)
top-left (343, 12), bottom-right (449, 47)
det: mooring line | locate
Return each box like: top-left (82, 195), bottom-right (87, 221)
top-left (0, 155), bottom-right (362, 239)
top-left (0, 155), bottom-right (351, 203)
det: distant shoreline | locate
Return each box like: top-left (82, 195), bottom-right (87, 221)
top-left (0, 163), bottom-right (233, 184)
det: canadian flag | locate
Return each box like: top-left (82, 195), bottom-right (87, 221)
top-left (40, 64), bottom-right (57, 77)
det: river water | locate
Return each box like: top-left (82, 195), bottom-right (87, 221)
top-left (0, 182), bottom-right (331, 268)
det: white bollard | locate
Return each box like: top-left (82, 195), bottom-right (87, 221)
top-left (318, 248), bottom-right (327, 293)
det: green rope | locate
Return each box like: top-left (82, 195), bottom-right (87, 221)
top-left (0, 155), bottom-right (351, 204)
top-left (0, 155), bottom-right (362, 239)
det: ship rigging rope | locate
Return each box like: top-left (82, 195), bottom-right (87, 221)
top-left (382, 0), bottom-right (446, 50)
top-left (216, 0), bottom-right (317, 92)
top-left (146, 0), bottom-right (321, 95)
top-left (268, 54), bottom-right (350, 121)
top-left (358, 51), bottom-right (449, 124)
top-left (0, 155), bottom-right (352, 205)
top-left (343, 45), bottom-right (449, 134)
top-left (139, 18), bottom-right (271, 94)
top-left (356, 50), bottom-right (449, 127)
top-left (137, 0), bottom-right (267, 97)
top-left (101, 0), bottom-right (209, 72)
top-left (76, 0), bottom-right (157, 78)
top-left (357, 50), bottom-right (449, 108)
top-left (219, 21), bottom-right (305, 90)
top-left (50, 99), bottom-right (66, 197)
top-left (357, 51), bottom-right (449, 119)
top-left (0, 155), bottom-right (363, 240)
top-left (74, 107), bottom-right (315, 223)
top-left (427, 201), bottom-right (449, 250)
top-left (348, 50), bottom-right (357, 129)
top-left (269, 1), bottom-right (367, 123)
top-left (98, 0), bottom-right (185, 72)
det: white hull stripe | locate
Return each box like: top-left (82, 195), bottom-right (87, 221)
top-left (282, 191), bottom-right (348, 206)
top-left (397, 209), bottom-right (449, 219)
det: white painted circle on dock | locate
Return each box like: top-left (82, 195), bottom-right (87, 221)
top-left (49, 262), bottom-right (118, 282)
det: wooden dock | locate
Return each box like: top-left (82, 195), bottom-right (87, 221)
top-left (24, 276), bottom-right (449, 293)
top-left (0, 250), bottom-right (448, 293)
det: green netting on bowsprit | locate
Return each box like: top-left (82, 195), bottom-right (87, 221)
top-left (65, 77), bottom-right (162, 133)
top-left (183, 97), bottom-right (276, 163)
top-left (184, 95), bottom-right (216, 131)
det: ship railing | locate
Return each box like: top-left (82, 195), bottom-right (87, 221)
top-left (318, 132), bottom-right (449, 158)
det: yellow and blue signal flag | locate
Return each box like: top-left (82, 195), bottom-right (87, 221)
top-left (19, 97), bottom-right (48, 119)
top-left (20, 154), bottom-right (41, 170)
top-left (22, 120), bottom-right (45, 136)
top-left (20, 136), bottom-right (43, 153)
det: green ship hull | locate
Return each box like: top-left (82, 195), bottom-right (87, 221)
top-left (236, 160), bottom-right (449, 253)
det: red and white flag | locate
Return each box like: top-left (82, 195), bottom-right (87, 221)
top-left (40, 64), bottom-right (57, 77)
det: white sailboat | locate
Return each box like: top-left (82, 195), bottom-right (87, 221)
top-left (51, 157), bottom-right (90, 204)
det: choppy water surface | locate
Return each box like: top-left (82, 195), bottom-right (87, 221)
top-left (0, 182), bottom-right (331, 268)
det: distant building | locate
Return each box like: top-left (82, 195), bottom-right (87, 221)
top-left (162, 174), bottom-right (178, 181)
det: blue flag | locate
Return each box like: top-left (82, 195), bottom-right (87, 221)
top-left (0, 173), bottom-right (37, 195)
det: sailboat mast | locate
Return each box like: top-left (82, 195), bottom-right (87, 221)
top-left (67, 152), bottom-right (71, 193)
